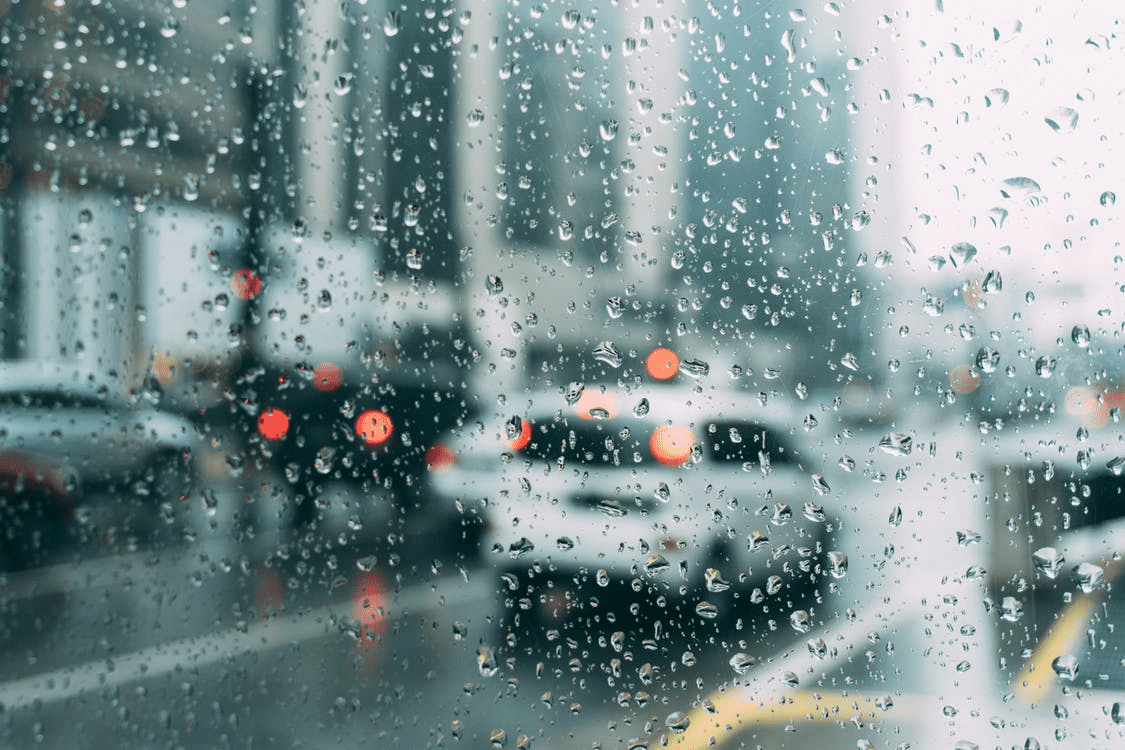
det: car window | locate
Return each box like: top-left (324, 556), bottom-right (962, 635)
top-left (4, 2), bottom-right (1125, 749)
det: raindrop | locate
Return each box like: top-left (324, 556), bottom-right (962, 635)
top-left (729, 652), bottom-right (755, 675)
top-left (599, 120), bottom-right (619, 141)
top-left (984, 88), bottom-right (1010, 107)
top-left (634, 398), bottom-right (650, 417)
top-left (1034, 355), bottom-right (1056, 378)
top-left (811, 475), bottom-right (831, 496)
top-left (679, 358), bottom-right (710, 378)
top-left (1073, 562), bottom-right (1104, 593)
top-left (780, 29), bottom-right (796, 62)
top-left (1050, 654), bottom-right (1079, 681)
top-left (949, 242), bottom-right (978, 267)
top-left (983, 270), bottom-right (1003, 294)
top-left (765, 575), bottom-right (783, 595)
top-left (592, 341), bottom-right (623, 368)
top-left (1100, 191), bottom-right (1116, 207)
top-left (827, 551), bottom-right (848, 578)
top-left (1000, 596), bottom-right (1023, 622)
top-left (556, 537), bottom-right (574, 551)
top-left (1000, 177), bottom-right (1041, 200)
top-left (564, 382), bottom-right (584, 405)
top-left (317, 290), bottom-right (332, 310)
top-left (888, 506), bottom-right (903, 527)
top-left (383, 10), bottom-right (401, 37)
top-left (606, 297), bottom-right (627, 319)
top-left (695, 601), bottom-right (719, 620)
top-left (1043, 107), bottom-right (1078, 133)
top-left (1105, 455), bottom-right (1125, 475)
top-left (596, 569), bottom-right (610, 587)
top-left (477, 647), bottom-right (499, 677)
top-left (486, 275), bottom-right (503, 296)
top-left (789, 610), bottom-right (811, 633)
top-left (1032, 547), bottom-right (1064, 579)
top-left (975, 346), bottom-right (1001, 373)
top-left (806, 638), bottom-right (828, 659)
top-left (467, 109), bottom-right (485, 127)
top-left (562, 9), bottom-right (581, 29)
top-left (665, 712), bottom-right (690, 734)
top-left (1071, 325), bottom-right (1090, 347)
top-left (878, 433), bottom-right (913, 456)
top-left (644, 555), bottom-right (670, 575)
top-left (705, 569), bottom-right (730, 592)
top-left (333, 74), bottom-right (354, 96)
top-left (803, 502), bottom-right (826, 523)
top-left (840, 352), bottom-right (860, 371)
top-left (507, 537), bottom-right (534, 559)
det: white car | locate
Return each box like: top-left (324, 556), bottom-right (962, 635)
top-left (427, 385), bottom-right (837, 629)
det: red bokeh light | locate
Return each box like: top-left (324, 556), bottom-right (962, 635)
top-left (424, 443), bottom-right (455, 471)
top-left (646, 347), bottom-right (680, 380)
top-left (313, 362), bottom-right (343, 392)
top-left (506, 419), bottom-right (531, 451)
top-left (355, 409), bottom-right (394, 446)
top-left (231, 268), bottom-right (261, 300)
top-left (257, 407), bottom-right (290, 441)
top-left (650, 425), bottom-right (695, 465)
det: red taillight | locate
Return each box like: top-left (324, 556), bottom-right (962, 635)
top-left (257, 407), bottom-right (290, 441)
top-left (424, 443), bottom-right (455, 471)
top-left (650, 425), bottom-right (695, 465)
top-left (313, 362), bottom-right (343, 392)
top-left (355, 409), bottom-right (394, 446)
top-left (646, 347), bottom-right (679, 380)
top-left (231, 268), bottom-right (261, 300)
top-left (506, 418), bottom-right (531, 451)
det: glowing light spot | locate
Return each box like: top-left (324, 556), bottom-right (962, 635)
top-left (313, 362), bottom-right (343, 392)
top-left (353, 570), bottom-right (387, 635)
top-left (651, 425), bottom-right (696, 465)
top-left (574, 390), bottom-right (619, 419)
top-left (355, 409), bottom-right (394, 446)
top-left (1065, 387), bottom-right (1096, 417)
top-left (257, 407), bottom-right (290, 441)
top-left (424, 443), bottom-right (455, 471)
top-left (507, 419), bottom-right (531, 451)
top-left (646, 347), bottom-right (680, 380)
top-left (949, 364), bottom-right (980, 394)
top-left (153, 353), bottom-right (180, 386)
top-left (231, 268), bottom-right (261, 300)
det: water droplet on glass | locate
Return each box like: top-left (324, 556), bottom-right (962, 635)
top-left (507, 537), bottom-right (534, 560)
top-left (383, 10), bottom-right (401, 37)
top-left (334, 74), bottom-right (354, 96)
top-left (985, 88), bottom-right (1010, 107)
top-left (828, 551), bottom-right (848, 578)
top-left (1034, 355), bottom-right (1056, 378)
top-left (807, 638), bottom-right (828, 659)
top-left (888, 505), bottom-right (903, 527)
top-left (633, 398), bottom-right (650, 417)
top-left (1032, 547), bottom-right (1065, 579)
top-left (1000, 177), bottom-right (1041, 201)
top-left (695, 601), bottom-right (719, 619)
top-left (1044, 107), bottom-right (1078, 133)
top-left (766, 575), bottom-right (783, 595)
top-left (160, 16), bottom-right (180, 38)
top-left (564, 382), bottom-right (584, 405)
top-left (1051, 654), bottom-right (1079, 681)
top-left (790, 610), bottom-right (811, 633)
top-left (803, 502), bottom-right (827, 523)
top-left (949, 241), bottom-right (978, 267)
top-left (644, 555), bottom-right (670, 576)
top-left (665, 712), bottom-right (690, 734)
top-left (1105, 455), bottom-right (1125, 475)
top-left (599, 120), bottom-right (619, 141)
top-left (1100, 191), bottom-right (1116, 207)
top-left (811, 474), bottom-right (831, 496)
top-left (562, 9), bottom-right (581, 29)
top-left (467, 108), bottom-right (485, 127)
top-left (729, 652), bottom-right (755, 674)
top-left (780, 29), bottom-right (796, 62)
top-left (679, 358), bottom-right (709, 378)
top-left (983, 270), bottom-right (1003, 294)
top-left (596, 569), bottom-right (610, 587)
top-left (705, 568), bottom-right (730, 592)
top-left (1000, 596), bottom-right (1024, 622)
top-left (840, 352), bottom-right (860, 371)
top-left (477, 647), bottom-right (498, 677)
top-left (317, 289), bottom-right (332, 310)
top-left (878, 433), bottom-right (913, 456)
top-left (606, 297), bottom-right (626, 319)
top-left (593, 341), bottom-right (623, 368)
top-left (975, 346), bottom-right (1001, 373)
top-left (486, 275), bottom-right (503, 296)
top-left (1073, 562), bottom-right (1104, 593)
top-left (1071, 325), bottom-right (1090, 347)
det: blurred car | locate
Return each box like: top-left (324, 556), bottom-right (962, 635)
top-left (426, 385), bottom-right (837, 631)
top-left (0, 362), bottom-right (199, 571)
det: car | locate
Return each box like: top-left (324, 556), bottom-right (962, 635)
top-left (0, 362), bottom-right (200, 571)
top-left (426, 384), bottom-right (839, 637)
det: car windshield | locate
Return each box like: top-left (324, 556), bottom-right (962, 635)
top-left (4, 2), bottom-right (1125, 749)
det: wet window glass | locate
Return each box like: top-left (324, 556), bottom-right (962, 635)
top-left (2, 1), bottom-right (1124, 749)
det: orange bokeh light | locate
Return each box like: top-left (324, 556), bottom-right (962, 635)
top-left (313, 362), bottom-right (343, 392)
top-left (507, 419), bottom-right (532, 451)
top-left (231, 268), bottom-right (261, 300)
top-left (424, 443), bottom-right (455, 471)
top-left (650, 425), bottom-right (696, 465)
top-left (574, 390), bottom-right (620, 419)
top-left (355, 409), bottom-right (394, 446)
top-left (646, 347), bottom-right (680, 380)
top-left (949, 364), bottom-right (981, 394)
top-left (257, 407), bottom-right (290, 441)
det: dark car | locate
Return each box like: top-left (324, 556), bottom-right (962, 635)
top-left (0, 363), bottom-right (199, 571)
